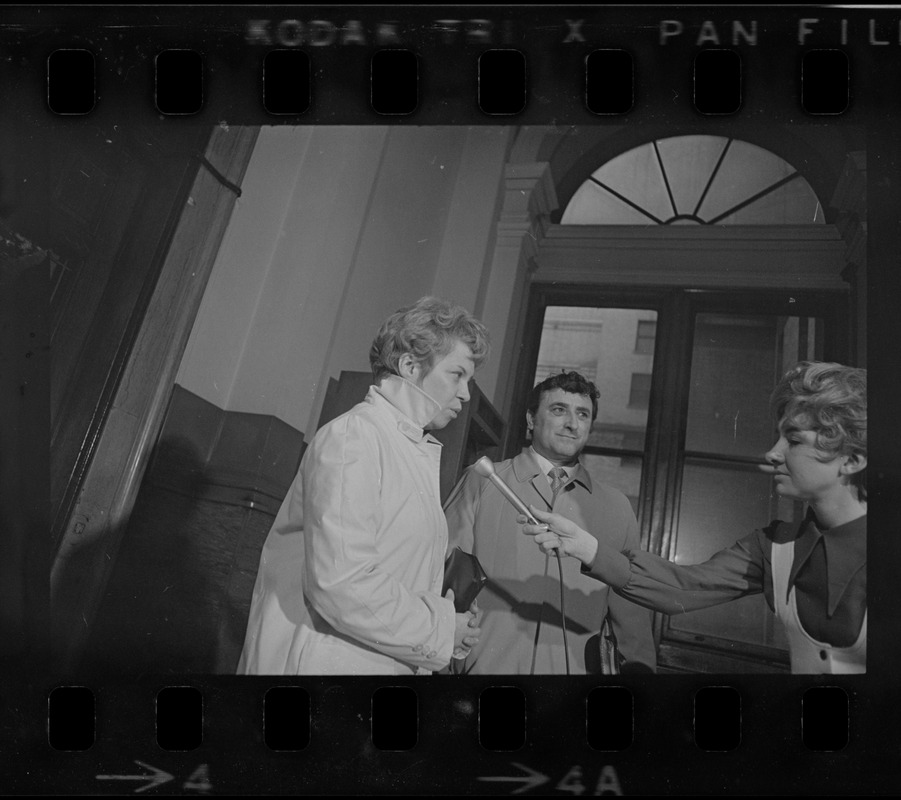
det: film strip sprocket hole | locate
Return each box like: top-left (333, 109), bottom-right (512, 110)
top-left (44, 46), bottom-right (853, 117)
top-left (46, 684), bottom-right (851, 754)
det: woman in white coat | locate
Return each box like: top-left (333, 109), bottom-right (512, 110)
top-left (238, 297), bottom-right (489, 675)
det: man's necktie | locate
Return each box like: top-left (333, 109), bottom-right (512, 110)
top-left (548, 467), bottom-right (567, 506)
top-left (543, 466), bottom-right (572, 674)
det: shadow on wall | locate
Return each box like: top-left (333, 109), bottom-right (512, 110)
top-left (80, 435), bottom-right (274, 677)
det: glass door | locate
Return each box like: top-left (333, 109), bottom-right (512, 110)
top-left (533, 306), bottom-right (658, 514)
top-left (514, 287), bottom-right (849, 673)
top-left (667, 313), bottom-right (821, 666)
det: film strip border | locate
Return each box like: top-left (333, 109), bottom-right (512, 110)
top-left (44, 47), bottom-right (852, 117)
top-left (49, 682), bottom-right (850, 752)
top-left (4, 4), bottom-right (901, 795)
top-left (2, 6), bottom-right (900, 125)
top-left (40, 678), bottom-right (859, 794)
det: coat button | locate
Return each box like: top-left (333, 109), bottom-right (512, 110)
top-left (819, 649), bottom-right (828, 660)
top-left (414, 644), bottom-right (422, 652)
top-left (427, 650), bottom-right (436, 658)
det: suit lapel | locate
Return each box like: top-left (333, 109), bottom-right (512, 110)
top-left (528, 475), bottom-right (554, 511)
top-left (511, 448), bottom-right (554, 510)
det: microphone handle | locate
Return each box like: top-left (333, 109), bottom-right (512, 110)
top-left (479, 460), bottom-right (558, 554)
top-left (486, 474), bottom-right (541, 526)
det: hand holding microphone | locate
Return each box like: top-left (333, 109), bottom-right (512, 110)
top-left (472, 457), bottom-right (558, 554)
top-left (520, 505), bottom-right (599, 566)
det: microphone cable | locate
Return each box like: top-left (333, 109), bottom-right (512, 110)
top-left (472, 456), bottom-right (571, 676)
top-left (556, 546), bottom-right (570, 675)
top-left (527, 535), bottom-right (570, 676)
top-left (528, 499), bottom-right (570, 677)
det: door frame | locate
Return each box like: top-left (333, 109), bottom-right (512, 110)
top-left (49, 125), bottom-right (260, 674)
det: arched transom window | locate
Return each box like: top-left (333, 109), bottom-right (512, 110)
top-left (561, 135), bottom-right (825, 226)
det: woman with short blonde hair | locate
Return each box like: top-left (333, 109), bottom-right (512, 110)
top-left (239, 297), bottom-right (489, 675)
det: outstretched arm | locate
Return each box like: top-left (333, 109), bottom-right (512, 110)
top-left (522, 505), bottom-right (766, 615)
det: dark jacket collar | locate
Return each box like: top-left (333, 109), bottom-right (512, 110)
top-left (788, 512), bottom-right (867, 616)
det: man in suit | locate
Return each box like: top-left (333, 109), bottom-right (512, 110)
top-left (444, 371), bottom-right (657, 674)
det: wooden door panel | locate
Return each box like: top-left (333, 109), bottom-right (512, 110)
top-left (26, 120), bottom-right (214, 544)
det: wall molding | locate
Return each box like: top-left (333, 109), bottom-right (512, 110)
top-left (533, 224), bottom-right (849, 290)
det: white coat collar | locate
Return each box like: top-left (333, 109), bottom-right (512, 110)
top-left (371, 375), bottom-right (443, 440)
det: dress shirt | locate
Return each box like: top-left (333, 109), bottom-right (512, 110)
top-left (529, 447), bottom-right (574, 491)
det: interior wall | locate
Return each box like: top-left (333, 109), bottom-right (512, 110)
top-left (311, 126), bottom-right (468, 432)
top-left (431, 126), bottom-right (514, 316)
top-left (176, 125), bottom-right (515, 438)
top-left (175, 126), bottom-right (314, 413)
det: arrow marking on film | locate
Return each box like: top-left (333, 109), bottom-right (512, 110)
top-left (96, 760), bottom-right (175, 793)
top-left (478, 762), bottom-right (549, 794)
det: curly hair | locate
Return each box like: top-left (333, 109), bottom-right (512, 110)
top-left (770, 361), bottom-right (867, 499)
top-left (527, 370), bottom-right (600, 422)
top-left (369, 296), bottom-right (490, 383)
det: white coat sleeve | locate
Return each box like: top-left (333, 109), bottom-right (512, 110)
top-left (302, 414), bottom-right (455, 670)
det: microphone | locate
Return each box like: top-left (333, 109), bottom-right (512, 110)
top-left (473, 456), bottom-right (542, 526)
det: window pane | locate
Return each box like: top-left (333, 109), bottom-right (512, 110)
top-left (669, 460), bottom-right (790, 651)
top-left (697, 139), bottom-right (798, 221)
top-left (580, 453), bottom-right (642, 516)
top-left (635, 320), bottom-right (656, 354)
top-left (628, 373), bottom-right (651, 408)
top-left (656, 136), bottom-right (729, 217)
top-left (714, 179), bottom-right (823, 225)
top-left (560, 181), bottom-right (658, 225)
top-left (590, 143), bottom-right (672, 221)
top-left (535, 307), bottom-right (657, 451)
top-left (685, 314), bottom-right (820, 458)
top-left (561, 135), bottom-right (824, 226)
top-left (674, 308), bottom-right (820, 658)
